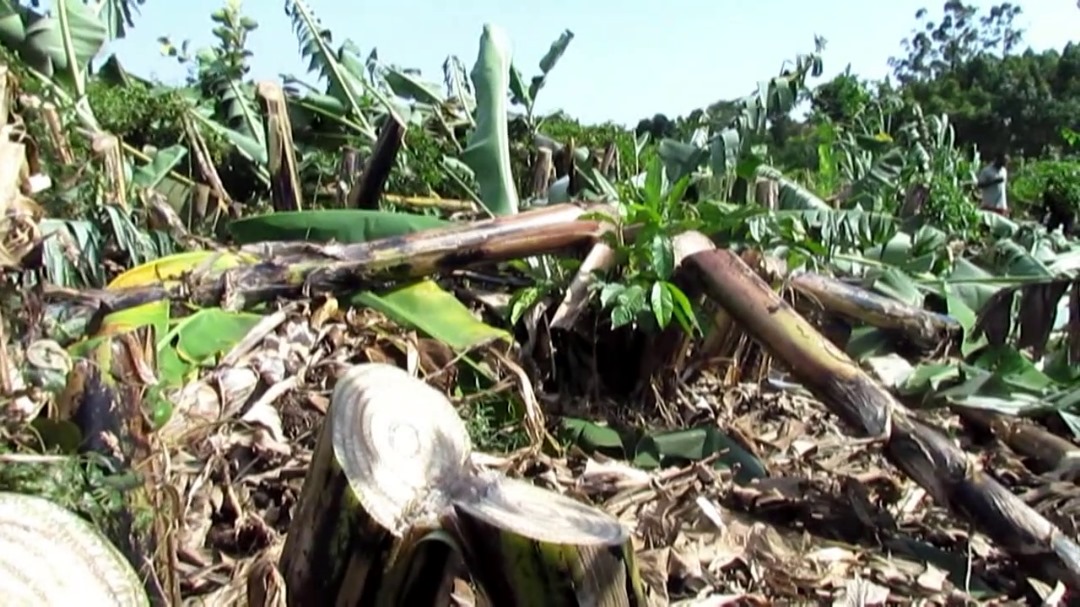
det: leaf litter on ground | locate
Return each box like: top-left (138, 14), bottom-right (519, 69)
top-left (3, 268), bottom-right (1071, 606)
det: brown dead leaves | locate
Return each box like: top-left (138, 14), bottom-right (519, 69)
top-left (5, 277), bottom-right (1080, 605)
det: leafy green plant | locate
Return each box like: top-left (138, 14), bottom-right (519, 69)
top-left (591, 157), bottom-right (699, 333)
top-left (461, 24), bottom-right (519, 216)
top-left (536, 112), bottom-right (642, 178)
top-left (506, 255), bottom-right (576, 326)
top-left (1010, 158), bottom-right (1080, 216)
top-left (508, 29), bottom-right (574, 132)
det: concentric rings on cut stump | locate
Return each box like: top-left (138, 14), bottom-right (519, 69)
top-left (0, 492), bottom-right (149, 606)
top-left (331, 363), bottom-right (472, 535)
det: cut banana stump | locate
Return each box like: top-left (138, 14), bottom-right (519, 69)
top-left (280, 362), bottom-right (646, 606)
top-left (449, 475), bottom-right (647, 606)
top-left (0, 492), bottom-right (149, 606)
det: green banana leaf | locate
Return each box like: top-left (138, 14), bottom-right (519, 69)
top-left (462, 24), bottom-right (519, 216)
top-left (351, 280), bottom-right (510, 352)
top-left (229, 210), bottom-right (449, 243)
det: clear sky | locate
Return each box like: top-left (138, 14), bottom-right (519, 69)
top-left (105, 0), bottom-right (1080, 127)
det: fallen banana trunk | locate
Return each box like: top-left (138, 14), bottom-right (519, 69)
top-left (635, 232), bottom-right (721, 395)
top-left (736, 249), bottom-right (961, 353)
top-left (0, 492), bottom-right (149, 605)
top-left (785, 271), bottom-right (961, 352)
top-left (582, 237), bottom-right (960, 398)
top-left (549, 236), bottom-right (616, 330)
top-left (84, 203), bottom-right (604, 319)
top-left (679, 242), bottom-right (1080, 589)
top-left (280, 363), bottom-right (645, 606)
top-left (955, 407), bottom-right (1080, 478)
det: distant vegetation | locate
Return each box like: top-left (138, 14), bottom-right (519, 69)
top-left (2, 0), bottom-right (1080, 603)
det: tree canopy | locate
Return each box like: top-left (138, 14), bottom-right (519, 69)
top-left (638, 1), bottom-right (1080, 164)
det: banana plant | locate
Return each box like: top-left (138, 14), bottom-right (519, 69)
top-left (0, 0), bottom-right (238, 201)
top-left (0, 0), bottom-right (106, 129)
top-left (279, 0), bottom-right (480, 208)
top-left (284, 0), bottom-right (403, 142)
top-left (704, 39), bottom-right (826, 177)
top-left (0, 1), bottom-right (221, 287)
top-left (460, 24), bottom-right (518, 216)
top-left (86, 0), bottom-right (145, 40)
top-left (279, 2), bottom-right (525, 217)
top-left (604, 43), bottom-right (830, 211)
top-left (191, 3), bottom-right (264, 145)
top-left (442, 54), bottom-right (475, 126)
top-left (508, 29), bottom-right (573, 132)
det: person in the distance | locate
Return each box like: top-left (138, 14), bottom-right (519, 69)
top-left (977, 152), bottom-right (1010, 217)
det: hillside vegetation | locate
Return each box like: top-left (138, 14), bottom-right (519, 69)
top-left (0, 0), bottom-right (1078, 605)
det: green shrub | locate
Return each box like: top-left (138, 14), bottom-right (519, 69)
top-left (536, 113), bottom-right (646, 175)
top-left (1009, 157), bottom-right (1080, 216)
top-left (87, 80), bottom-right (220, 158)
top-left (387, 126), bottom-right (471, 199)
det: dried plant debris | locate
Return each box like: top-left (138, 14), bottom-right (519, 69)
top-left (1, 287), bottom-right (1076, 606)
top-left (3, 31), bottom-right (1080, 603)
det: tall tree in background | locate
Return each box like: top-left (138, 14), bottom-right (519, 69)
top-left (889, 1), bottom-right (1023, 84)
top-left (811, 68), bottom-right (875, 125)
top-left (885, 1), bottom-right (1080, 158)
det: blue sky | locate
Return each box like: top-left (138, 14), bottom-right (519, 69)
top-left (105, 0), bottom-right (1080, 127)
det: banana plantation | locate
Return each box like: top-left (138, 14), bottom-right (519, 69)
top-left (1, 0), bottom-right (1080, 605)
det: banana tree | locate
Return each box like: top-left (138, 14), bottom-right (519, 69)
top-left (599, 42), bottom-right (831, 212)
top-left (278, 0), bottom-right (526, 217)
top-left (0, 0), bottom-right (200, 287)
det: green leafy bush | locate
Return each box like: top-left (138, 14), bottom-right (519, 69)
top-left (536, 112), bottom-right (646, 174)
top-left (1009, 158), bottom-right (1080, 216)
top-left (87, 81), bottom-right (211, 157)
top-left (388, 127), bottom-right (474, 199)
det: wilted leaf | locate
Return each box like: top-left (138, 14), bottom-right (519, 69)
top-left (91, 300), bottom-right (171, 338)
top-left (352, 280), bottom-right (510, 352)
top-left (107, 251), bottom-right (256, 289)
top-left (559, 417), bottom-right (626, 455)
top-left (131, 145), bottom-right (188, 190)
